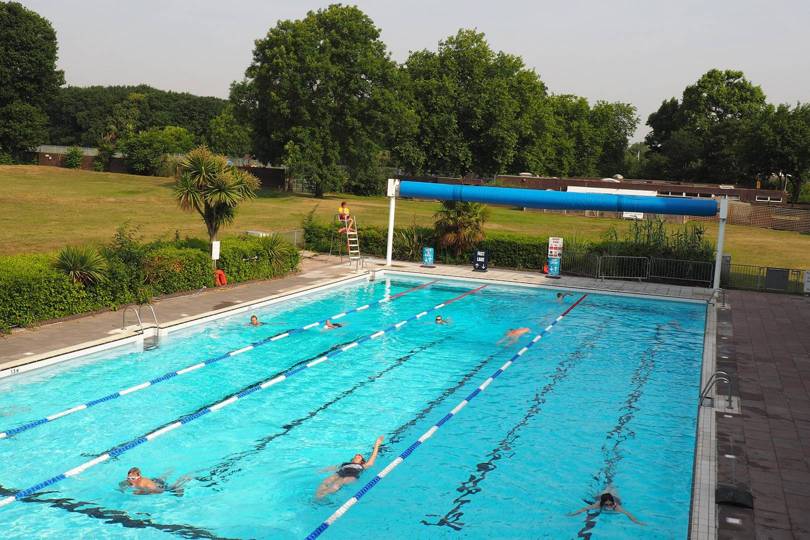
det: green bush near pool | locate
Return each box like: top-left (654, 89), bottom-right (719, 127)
top-left (0, 232), bottom-right (300, 332)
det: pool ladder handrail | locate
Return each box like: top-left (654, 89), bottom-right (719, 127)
top-left (122, 304), bottom-right (161, 350)
top-left (699, 370), bottom-right (732, 408)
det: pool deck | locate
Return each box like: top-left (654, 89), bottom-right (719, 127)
top-left (715, 290), bottom-right (810, 540)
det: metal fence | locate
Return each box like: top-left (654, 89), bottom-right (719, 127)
top-left (246, 229), bottom-right (305, 248)
top-left (722, 263), bottom-right (806, 294)
top-left (650, 257), bottom-right (715, 286)
top-left (599, 256), bottom-right (650, 281)
top-left (560, 254), bottom-right (715, 287)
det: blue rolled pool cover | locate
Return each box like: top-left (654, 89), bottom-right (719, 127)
top-left (399, 181), bottom-right (718, 216)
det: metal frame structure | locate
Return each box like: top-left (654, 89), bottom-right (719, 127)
top-left (385, 178), bottom-right (728, 291)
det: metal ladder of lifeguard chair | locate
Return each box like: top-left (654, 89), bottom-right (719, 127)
top-left (344, 218), bottom-right (364, 270)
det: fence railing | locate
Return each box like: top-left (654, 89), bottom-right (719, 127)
top-left (722, 263), bottom-right (806, 294)
top-left (650, 257), bottom-right (715, 286)
top-left (560, 254), bottom-right (715, 288)
top-left (246, 229), bottom-right (305, 248)
top-left (599, 256), bottom-right (650, 281)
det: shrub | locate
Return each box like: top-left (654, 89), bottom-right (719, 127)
top-left (0, 255), bottom-right (103, 331)
top-left (63, 146), bottom-right (84, 169)
top-left (0, 226), bottom-right (301, 331)
top-left (101, 225), bottom-right (148, 304)
top-left (143, 246), bottom-right (212, 295)
top-left (302, 216), bottom-right (715, 269)
top-left (218, 235), bottom-right (300, 282)
top-left (55, 245), bottom-right (107, 285)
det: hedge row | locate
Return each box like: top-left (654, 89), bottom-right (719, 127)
top-left (303, 220), bottom-right (550, 269)
top-left (0, 234), bottom-right (300, 332)
top-left (303, 219), bottom-right (713, 269)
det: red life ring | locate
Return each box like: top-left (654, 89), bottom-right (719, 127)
top-left (214, 269), bottom-right (227, 286)
top-left (543, 264), bottom-right (549, 274)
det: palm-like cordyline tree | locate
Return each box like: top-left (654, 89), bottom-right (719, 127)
top-left (433, 201), bottom-right (490, 257)
top-left (174, 146), bottom-right (260, 252)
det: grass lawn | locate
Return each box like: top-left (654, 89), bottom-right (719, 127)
top-left (1, 165), bottom-right (808, 268)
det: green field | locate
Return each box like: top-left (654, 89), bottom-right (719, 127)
top-left (1, 165), bottom-right (808, 268)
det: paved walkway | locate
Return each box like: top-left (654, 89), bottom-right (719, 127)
top-left (0, 254), bottom-right (359, 372)
top-left (716, 291), bottom-right (810, 540)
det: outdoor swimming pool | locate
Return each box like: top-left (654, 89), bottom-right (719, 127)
top-left (0, 274), bottom-right (707, 539)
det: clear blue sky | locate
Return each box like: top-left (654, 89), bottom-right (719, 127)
top-left (21, 0), bottom-right (810, 140)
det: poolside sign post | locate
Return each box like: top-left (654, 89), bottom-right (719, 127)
top-left (547, 237), bottom-right (563, 278)
top-left (472, 249), bottom-right (488, 272)
top-left (211, 240), bottom-right (221, 261)
top-left (421, 247), bottom-right (435, 268)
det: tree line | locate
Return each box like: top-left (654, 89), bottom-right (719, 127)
top-left (1, 2), bottom-right (808, 199)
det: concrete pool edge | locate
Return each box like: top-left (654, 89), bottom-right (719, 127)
top-left (689, 299), bottom-right (719, 540)
top-left (0, 271), bottom-right (370, 380)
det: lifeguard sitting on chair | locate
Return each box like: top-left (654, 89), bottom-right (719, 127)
top-left (338, 201), bottom-right (354, 232)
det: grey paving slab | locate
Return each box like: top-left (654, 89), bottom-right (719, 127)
top-left (716, 291), bottom-right (810, 540)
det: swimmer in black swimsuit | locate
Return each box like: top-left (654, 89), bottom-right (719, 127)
top-left (324, 320), bottom-right (344, 330)
top-left (315, 435), bottom-right (384, 498)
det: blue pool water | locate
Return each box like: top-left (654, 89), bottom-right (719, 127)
top-left (0, 275), bottom-right (706, 539)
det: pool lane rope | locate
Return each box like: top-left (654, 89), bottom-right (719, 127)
top-left (0, 284), bottom-right (486, 510)
top-left (0, 280), bottom-right (438, 440)
top-left (305, 293), bottom-right (588, 540)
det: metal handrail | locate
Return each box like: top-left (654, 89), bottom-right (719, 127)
top-left (122, 305), bottom-right (144, 333)
top-left (138, 304), bottom-right (159, 328)
top-left (699, 371), bottom-right (732, 408)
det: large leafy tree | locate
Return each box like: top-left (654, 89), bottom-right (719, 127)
top-left (207, 104), bottom-right (252, 157)
top-left (174, 146), bottom-right (260, 248)
top-left (403, 30), bottom-right (548, 177)
top-left (0, 1), bottom-right (64, 160)
top-left (119, 125), bottom-right (196, 175)
top-left (243, 5), bottom-right (414, 197)
top-left (645, 69), bottom-right (766, 182)
top-left (591, 101), bottom-right (639, 176)
top-left (742, 104), bottom-right (810, 201)
top-left (46, 85), bottom-right (227, 146)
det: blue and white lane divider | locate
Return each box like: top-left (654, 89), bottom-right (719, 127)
top-left (0, 280), bottom-right (438, 441)
top-left (304, 293), bottom-right (589, 540)
top-left (0, 285), bottom-right (486, 510)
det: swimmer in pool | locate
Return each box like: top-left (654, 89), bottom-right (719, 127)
top-left (120, 467), bottom-right (189, 496)
top-left (316, 436), bottom-right (384, 498)
top-left (569, 490), bottom-right (643, 524)
top-left (497, 327), bottom-right (530, 346)
top-left (435, 315), bottom-right (450, 325)
top-left (556, 292), bottom-right (573, 302)
top-left (249, 315), bottom-right (263, 326)
top-left (324, 319), bottom-right (344, 330)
